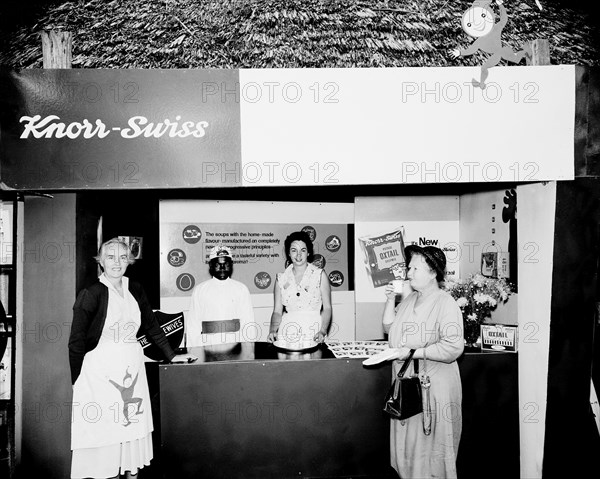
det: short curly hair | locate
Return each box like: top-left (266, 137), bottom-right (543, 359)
top-left (284, 231), bottom-right (314, 266)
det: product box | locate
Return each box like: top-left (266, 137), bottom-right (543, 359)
top-left (481, 251), bottom-right (510, 279)
top-left (358, 227), bottom-right (406, 288)
top-left (480, 323), bottom-right (518, 352)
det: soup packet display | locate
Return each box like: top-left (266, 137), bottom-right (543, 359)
top-left (325, 341), bottom-right (389, 358)
top-left (358, 227), bottom-right (407, 288)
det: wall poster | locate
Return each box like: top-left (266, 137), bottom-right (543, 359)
top-left (159, 200), bottom-right (352, 317)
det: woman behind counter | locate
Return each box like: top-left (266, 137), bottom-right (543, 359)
top-left (268, 231), bottom-right (332, 344)
top-left (68, 238), bottom-right (175, 479)
top-left (382, 245), bottom-right (464, 479)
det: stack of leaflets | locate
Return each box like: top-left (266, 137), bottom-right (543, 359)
top-left (325, 340), bottom-right (389, 358)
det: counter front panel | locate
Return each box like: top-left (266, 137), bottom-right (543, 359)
top-left (159, 343), bottom-right (393, 478)
top-left (157, 343), bottom-right (518, 479)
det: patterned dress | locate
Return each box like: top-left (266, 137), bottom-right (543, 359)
top-left (388, 288), bottom-right (464, 478)
top-left (277, 263), bottom-right (323, 343)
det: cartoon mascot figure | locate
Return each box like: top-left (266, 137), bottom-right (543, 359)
top-left (450, 0), bottom-right (532, 89)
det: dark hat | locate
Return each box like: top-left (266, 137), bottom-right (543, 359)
top-left (404, 245), bottom-right (447, 282)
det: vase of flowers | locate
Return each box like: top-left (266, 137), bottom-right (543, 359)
top-left (445, 273), bottom-right (513, 348)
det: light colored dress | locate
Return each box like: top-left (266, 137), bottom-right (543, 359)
top-left (388, 288), bottom-right (464, 479)
top-left (71, 274), bottom-right (153, 478)
top-left (277, 263), bottom-right (323, 343)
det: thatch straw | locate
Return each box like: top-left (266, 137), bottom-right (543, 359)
top-left (0, 0), bottom-right (598, 68)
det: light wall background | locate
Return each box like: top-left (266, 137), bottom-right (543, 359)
top-left (159, 192), bottom-right (523, 342)
top-left (159, 200), bottom-right (355, 342)
top-left (354, 195), bottom-right (460, 340)
top-left (459, 189), bottom-right (518, 325)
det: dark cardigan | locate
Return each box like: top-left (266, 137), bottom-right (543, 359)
top-left (68, 279), bottom-right (176, 384)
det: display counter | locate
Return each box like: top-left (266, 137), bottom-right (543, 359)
top-left (148, 343), bottom-right (518, 479)
top-left (456, 348), bottom-right (520, 479)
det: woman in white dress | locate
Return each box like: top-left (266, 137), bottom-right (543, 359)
top-left (69, 238), bottom-right (175, 479)
top-left (267, 231), bottom-right (332, 346)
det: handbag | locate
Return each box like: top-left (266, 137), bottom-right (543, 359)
top-left (383, 349), bottom-right (423, 420)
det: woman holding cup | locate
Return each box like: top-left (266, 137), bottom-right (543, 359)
top-left (381, 245), bottom-right (464, 479)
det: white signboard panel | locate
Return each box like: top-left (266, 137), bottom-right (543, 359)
top-left (240, 66), bottom-right (575, 185)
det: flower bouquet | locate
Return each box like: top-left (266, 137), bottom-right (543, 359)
top-left (445, 273), bottom-right (513, 347)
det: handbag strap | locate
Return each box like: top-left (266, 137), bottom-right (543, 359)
top-left (421, 346), bottom-right (429, 381)
top-left (421, 347), bottom-right (432, 435)
top-left (396, 349), bottom-right (416, 378)
top-left (412, 348), bottom-right (430, 376)
top-left (415, 347), bottom-right (427, 376)
top-left (404, 349), bottom-right (427, 376)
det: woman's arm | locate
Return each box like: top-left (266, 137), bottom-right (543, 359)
top-left (414, 296), bottom-right (464, 363)
top-left (69, 289), bottom-right (96, 385)
top-left (267, 277), bottom-right (284, 342)
top-left (315, 270), bottom-right (332, 342)
top-left (382, 282), bottom-right (398, 334)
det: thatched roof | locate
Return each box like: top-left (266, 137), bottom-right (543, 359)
top-left (0, 0), bottom-right (598, 68)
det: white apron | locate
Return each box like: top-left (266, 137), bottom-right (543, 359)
top-left (71, 276), bottom-right (153, 451)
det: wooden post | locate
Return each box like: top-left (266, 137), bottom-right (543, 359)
top-left (41, 29), bottom-right (72, 68)
top-left (526, 38), bottom-right (550, 66)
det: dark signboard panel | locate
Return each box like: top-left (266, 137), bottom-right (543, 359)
top-left (0, 69), bottom-right (242, 189)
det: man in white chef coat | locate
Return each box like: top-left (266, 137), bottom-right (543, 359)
top-left (186, 244), bottom-right (255, 347)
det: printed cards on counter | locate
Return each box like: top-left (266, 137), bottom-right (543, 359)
top-left (325, 340), bottom-right (389, 358)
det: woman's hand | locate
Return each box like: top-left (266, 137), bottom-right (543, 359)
top-left (385, 280), bottom-right (412, 301)
top-left (395, 347), bottom-right (412, 361)
top-left (313, 330), bottom-right (327, 343)
top-left (267, 331), bottom-right (278, 343)
top-left (384, 282), bottom-right (397, 301)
